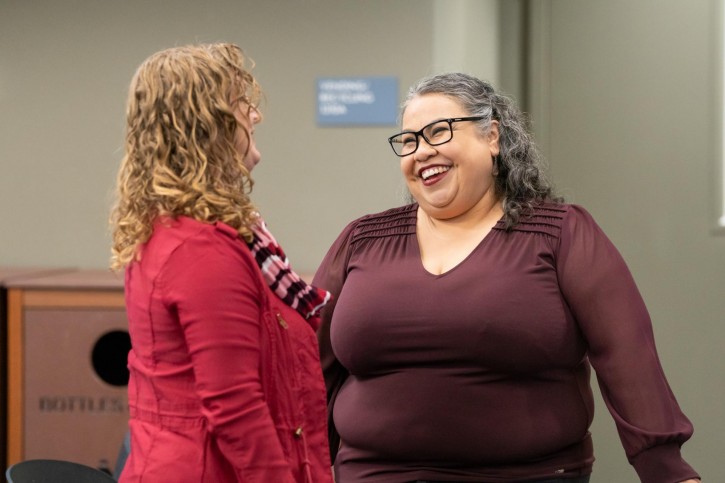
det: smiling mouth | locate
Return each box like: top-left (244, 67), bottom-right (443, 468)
top-left (420, 165), bottom-right (451, 181)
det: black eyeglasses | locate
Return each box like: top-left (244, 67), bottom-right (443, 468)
top-left (387, 116), bottom-right (484, 157)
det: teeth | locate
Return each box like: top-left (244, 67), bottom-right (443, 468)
top-left (421, 166), bottom-right (450, 180)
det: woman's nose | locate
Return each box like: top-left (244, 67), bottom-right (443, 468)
top-left (413, 139), bottom-right (437, 161)
top-left (249, 106), bottom-right (261, 124)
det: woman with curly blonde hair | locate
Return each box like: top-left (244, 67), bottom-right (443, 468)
top-left (110, 43), bottom-right (333, 483)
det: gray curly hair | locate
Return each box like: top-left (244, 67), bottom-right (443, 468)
top-left (401, 72), bottom-right (561, 229)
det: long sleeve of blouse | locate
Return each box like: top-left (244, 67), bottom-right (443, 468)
top-left (556, 205), bottom-right (698, 483)
top-left (313, 221), bottom-right (357, 462)
top-left (159, 228), bottom-right (296, 483)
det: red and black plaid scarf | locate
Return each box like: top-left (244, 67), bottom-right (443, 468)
top-left (246, 217), bottom-right (331, 328)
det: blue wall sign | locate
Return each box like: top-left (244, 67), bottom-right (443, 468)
top-left (317, 76), bottom-right (399, 126)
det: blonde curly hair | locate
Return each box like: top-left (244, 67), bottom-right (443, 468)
top-left (110, 43), bottom-right (262, 270)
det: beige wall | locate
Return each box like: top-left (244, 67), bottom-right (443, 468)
top-left (529, 0), bottom-right (723, 481)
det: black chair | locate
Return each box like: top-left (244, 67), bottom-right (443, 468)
top-left (6, 459), bottom-right (116, 483)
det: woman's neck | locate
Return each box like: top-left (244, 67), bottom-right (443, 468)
top-left (418, 197), bottom-right (504, 238)
top-left (415, 197), bottom-right (504, 275)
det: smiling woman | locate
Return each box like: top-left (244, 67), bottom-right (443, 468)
top-left (312, 72), bottom-right (701, 483)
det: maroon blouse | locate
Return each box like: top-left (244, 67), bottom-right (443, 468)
top-left (313, 203), bottom-right (698, 483)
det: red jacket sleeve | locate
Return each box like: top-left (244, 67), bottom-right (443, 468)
top-left (159, 225), bottom-right (296, 483)
top-left (556, 205), bottom-right (698, 483)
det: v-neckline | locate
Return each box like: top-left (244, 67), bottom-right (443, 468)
top-left (413, 206), bottom-right (504, 278)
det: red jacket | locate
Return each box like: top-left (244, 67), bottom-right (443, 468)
top-left (120, 216), bottom-right (333, 483)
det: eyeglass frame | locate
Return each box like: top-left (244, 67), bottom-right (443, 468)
top-left (387, 116), bottom-right (485, 157)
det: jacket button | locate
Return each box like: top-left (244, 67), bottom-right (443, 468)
top-left (293, 426), bottom-right (303, 438)
top-left (276, 313), bottom-right (288, 329)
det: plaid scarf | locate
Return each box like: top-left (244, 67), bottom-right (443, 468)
top-left (246, 217), bottom-right (331, 327)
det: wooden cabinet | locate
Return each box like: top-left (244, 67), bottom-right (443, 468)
top-left (5, 269), bottom-right (128, 471)
top-left (0, 268), bottom-right (76, 471)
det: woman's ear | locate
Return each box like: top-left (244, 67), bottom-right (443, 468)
top-left (487, 120), bottom-right (500, 157)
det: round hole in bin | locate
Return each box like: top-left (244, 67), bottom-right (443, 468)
top-left (91, 330), bottom-right (131, 386)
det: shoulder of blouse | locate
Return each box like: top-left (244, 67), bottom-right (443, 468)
top-left (347, 203), bottom-right (418, 245)
top-left (493, 201), bottom-right (576, 239)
